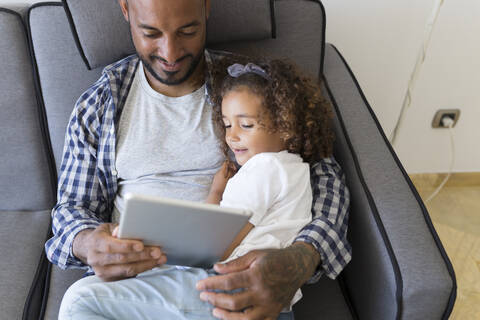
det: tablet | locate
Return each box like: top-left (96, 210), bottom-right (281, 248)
top-left (117, 193), bottom-right (252, 268)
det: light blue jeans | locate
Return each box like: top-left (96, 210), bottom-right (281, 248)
top-left (59, 265), bottom-right (295, 320)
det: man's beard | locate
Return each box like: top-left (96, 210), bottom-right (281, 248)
top-left (140, 49), bottom-right (204, 86)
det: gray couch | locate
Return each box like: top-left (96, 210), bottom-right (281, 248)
top-left (0, 1), bottom-right (456, 319)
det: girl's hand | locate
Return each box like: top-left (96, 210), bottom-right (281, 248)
top-left (112, 225), bottom-right (119, 238)
top-left (212, 161), bottom-right (237, 194)
top-left (207, 161), bottom-right (237, 204)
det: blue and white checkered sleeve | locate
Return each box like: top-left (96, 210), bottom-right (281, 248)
top-left (294, 157), bottom-right (352, 282)
top-left (44, 83), bottom-right (110, 270)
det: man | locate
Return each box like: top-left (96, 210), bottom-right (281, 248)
top-left (46, 0), bottom-right (351, 319)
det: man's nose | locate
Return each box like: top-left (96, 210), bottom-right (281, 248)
top-left (158, 35), bottom-right (182, 64)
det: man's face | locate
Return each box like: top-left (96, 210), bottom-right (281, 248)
top-left (120, 0), bottom-right (209, 86)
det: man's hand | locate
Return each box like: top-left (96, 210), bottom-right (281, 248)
top-left (196, 242), bottom-right (320, 320)
top-left (73, 223), bottom-right (166, 281)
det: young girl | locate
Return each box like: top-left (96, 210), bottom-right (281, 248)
top-left (58, 58), bottom-right (334, 320)
top-left (205, 58), bottom-right (335, 266)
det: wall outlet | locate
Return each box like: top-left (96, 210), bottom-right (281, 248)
top-left (432, 109), bottom-right (460, 128)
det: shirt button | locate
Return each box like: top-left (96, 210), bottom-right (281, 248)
top-left (112, 170), bottom-right (118, 176)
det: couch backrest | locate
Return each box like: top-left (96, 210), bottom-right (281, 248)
top-left (0, 8), bottom-right (55, 211)
top-left (63, 0), bottom-right (278, 70)
top-left (28, 3), bottom-right (103, 175)
top-left (62, 0), bottom-right (325, 76)
top-left (208, 0), bottom-right (325, 77)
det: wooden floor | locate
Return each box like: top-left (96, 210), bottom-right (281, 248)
top-left (410, 173), bottom-right (480, 320)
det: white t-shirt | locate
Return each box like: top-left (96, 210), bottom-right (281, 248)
top-left (220, 151), bottom-right (312, 308)
top-left (112, 62), bottom-right (224, 222)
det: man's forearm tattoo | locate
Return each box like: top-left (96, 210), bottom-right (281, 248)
top-left (258, 244), bottom-right (320, 305)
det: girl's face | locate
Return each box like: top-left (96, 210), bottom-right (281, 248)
top-left (221, 87), bottom-right (286, 166)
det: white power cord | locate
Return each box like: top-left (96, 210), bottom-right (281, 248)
top-left (424, 117), bottom-right (455, 203)
top-left (390, 0), bottom-right (446, 145)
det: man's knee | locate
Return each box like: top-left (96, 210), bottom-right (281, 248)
top-left (58, 275), bottom-right (103, 319)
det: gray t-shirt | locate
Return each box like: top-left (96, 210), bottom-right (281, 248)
top-left (113, 62), bottom-right (224, 221)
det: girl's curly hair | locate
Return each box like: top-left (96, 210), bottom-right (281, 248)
top-left (210, 54), bottom-right (334, 165)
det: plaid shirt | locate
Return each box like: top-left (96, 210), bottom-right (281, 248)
top-left (45, 50), bottom-right (351, 281)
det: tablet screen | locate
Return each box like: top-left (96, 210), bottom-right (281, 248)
top-left (118, 193), bottom-right (251, 268)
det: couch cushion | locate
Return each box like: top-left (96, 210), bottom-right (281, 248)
top-left (0, 8), bottom-right (54, 210)
top-left (0, 210), bottom-right (51, 319)
top-left (208, 0), bottom-right (325, 78)
top-left (206, 0), bottom-right (273, 44)
top-left (43, 266), bottom-right (85, 320)
top-left (28, 3), bottom-right (103, 174)
top-left (62, 0), bottom-right (274, 69)
top-left (294, 278), bottom-right (353, 319)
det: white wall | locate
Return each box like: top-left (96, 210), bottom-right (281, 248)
top-left (394, 0), bottom-right (480, 173)
top-left (323, 0), bottom-right (479, 173)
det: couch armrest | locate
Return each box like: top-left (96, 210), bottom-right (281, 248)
top-left (323, 43), bottom-right (456, 320)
